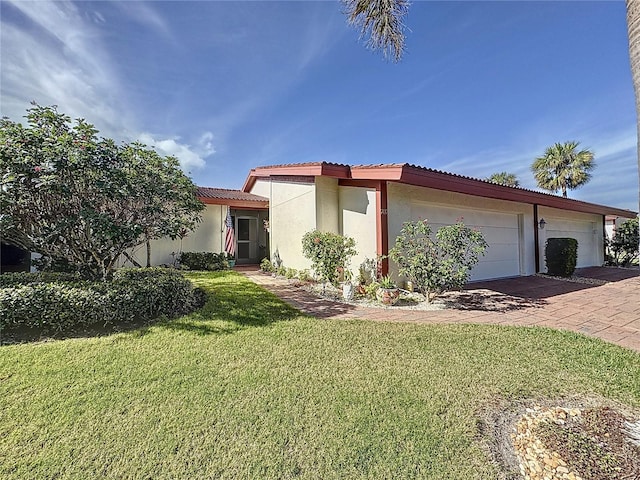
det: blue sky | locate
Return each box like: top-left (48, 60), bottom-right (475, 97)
top-left (1, 1), bottom-right (638, 210)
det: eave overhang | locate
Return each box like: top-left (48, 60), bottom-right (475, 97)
top-left (241, 162), bottom-right (637, 219)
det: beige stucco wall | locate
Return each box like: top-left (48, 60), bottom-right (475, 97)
top-left (268, 179), bottom-right (316, 270)
top-left (316, 176), bottom-right (339, 233)
top-left (120, 204), bottom-right (225, 267)
top-left (538, 206), bottom-right (603, 270)
top-left (387, 182), bottom-right (537, 281)
top-left (249, 179), bottom-right (271, 198)
top-left (339, 186), bottom-right (377, 279)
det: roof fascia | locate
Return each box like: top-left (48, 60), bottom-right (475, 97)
top-left (242, 162), bottom-right (350, 192)
top-left (198, 197), bottom-right (269, 209)
top-left (398, 165), bottom-right (636, 218)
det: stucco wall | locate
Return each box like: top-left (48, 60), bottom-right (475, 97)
top-left (387, 182), bottom-right (537, 281)
top-left (538, 206), bottom-right (603, 270)
top-left (121, 204), bottom-right (224, 267)
top-left (268, 179), bottom-right (316, 270)
top-left (249, 179), bottom-right (271, 198)
top-left (339, 186), bottom-right (377, 279)
top-left (316, 176), bottom-right (339, 234)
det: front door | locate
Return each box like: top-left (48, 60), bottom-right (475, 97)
top-left (236, 217), bottom-right (259, 263)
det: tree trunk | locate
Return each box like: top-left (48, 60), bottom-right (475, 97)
top-left (146, 238), bottom-right (151, 268)
top-left (626, 0), bottom-right (640, 248)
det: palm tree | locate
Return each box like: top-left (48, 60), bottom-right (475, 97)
top-left (342, 0), bottom-right (409, 62)
top-left (626, 1), bottom-right (640, 226)
top-left (486, 172), bottom-right (520, 187)
top-left (531, 141), bottom-right (595, 198)
top-left (342, 1), bottom-right (637, 208)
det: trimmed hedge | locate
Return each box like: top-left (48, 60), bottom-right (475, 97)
top-left (179, 252), bottom-right (229, 271)
top-left (0, 268), bottom-right (206, 334)
top-left (545, 237), bottom-right (578, 277)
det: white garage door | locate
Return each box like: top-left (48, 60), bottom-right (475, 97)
top-left (409, 204), bottom-right (522, 281)
top-left (546, 220), bottom-right (597, 268)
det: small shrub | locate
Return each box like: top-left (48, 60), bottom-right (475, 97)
top-left (260, 258), bottom-right (275, 273)
top-left (0, 268), bottom-right (205, 334)
top-left (609, 218), bottom-right (639, 267)
top-left (364, 281), bottom-right (380, 299)
top-left (389, 219), bottom-right (488, 303)
top-left (276, 265), bottom-right (287, 277)
top-left (301, 230), bottom-right (357, 286)
top-left (179, 252), bottom-right (228, 271)
top-left (545, 238), bottom-right (578, 276)
top-left (285, 268), bottom-right (298, 279)
top-left (297, 269), bottom-right (313, 282)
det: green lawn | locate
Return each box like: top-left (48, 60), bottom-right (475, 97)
top-left (1, 271), bottom-right (639, 479)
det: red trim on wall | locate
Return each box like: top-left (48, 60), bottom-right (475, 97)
top-left (242, 162), bottom-right (351, 191)
top-left (338, 179), bottom-right (380, 189)
top-left (533, 204), bottom-right (540, 273)
top-left (376, 181), bottom-right (389, 276)
top-left (270, 175), bottom-right (315, 184)
top-left (241, 162), bottom-right (636, 218)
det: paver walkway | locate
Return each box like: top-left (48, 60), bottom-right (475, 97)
top-left (239, 266), bottom-right (640, 352)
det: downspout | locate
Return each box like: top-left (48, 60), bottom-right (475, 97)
top-left (376, 181), bottom-right (389, 276)
top-left (533, 204), bottom-right (540, 273)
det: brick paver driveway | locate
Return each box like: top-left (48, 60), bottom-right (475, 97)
top-left (241, 266), bottom-right (640, 352)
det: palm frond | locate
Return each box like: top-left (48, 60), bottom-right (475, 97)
top-left (343, 0), bottom-right (410, 62)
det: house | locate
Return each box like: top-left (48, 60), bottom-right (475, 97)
top-left (142, 162), bottom-right (636, 281)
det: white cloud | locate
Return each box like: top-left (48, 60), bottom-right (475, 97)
top-left (112, 1), bottom-right (174, 42)
top-left (198, 132), bottom-right (216, 157)
top-left (138, 133), bottom-right (213, 172)
top-left (1, 0), bottom-right (130, 137)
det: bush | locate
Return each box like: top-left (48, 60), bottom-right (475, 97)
top-left (609, 218), bottom-right (639, 267)
top-left (0, 271), bottom-right (84, 287)
top-left (260, 258), bottom-right (275, 273)
top-left (545, 238), bottom-right (578, 276)
top-left (0, 268), bottom-right (205, 334)
top-left (301, 230), bottom-right (357, 286)
top-left (179, 252), bottom-right (228, 271)
top-left (389, 219), bottom-right (488, 303)
top-left (285, 268), bottom-right (298, 279)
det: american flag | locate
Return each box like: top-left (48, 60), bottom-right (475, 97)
top-left (225, 208), bottom-right (235, 256)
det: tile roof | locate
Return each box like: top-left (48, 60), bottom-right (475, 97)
top-left (241, 161), bottom-right (636, 218)
top-left (196, 187), bottom-right (268, 203)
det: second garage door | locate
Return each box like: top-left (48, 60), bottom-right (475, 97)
top-left (408, 204), bottom-right (522, 281)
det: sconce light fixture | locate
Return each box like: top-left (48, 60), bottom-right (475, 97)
top-left (538, 218), bottom-right (546, 230)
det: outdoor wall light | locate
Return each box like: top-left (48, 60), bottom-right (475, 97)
top-left (538, 218), bottom-right (546, 230)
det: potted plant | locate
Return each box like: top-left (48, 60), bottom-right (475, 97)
top-left (342, 268), bottom-right (355, 301)
top-left (356, 265), bottom-right (368, 294)
top-left (376, 275), bottom-right (400, 305)
top-left (226, 252), bottom-right (236, 268)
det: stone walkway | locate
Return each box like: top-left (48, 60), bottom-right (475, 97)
top-left (239, 266), bottom-right (640, 353)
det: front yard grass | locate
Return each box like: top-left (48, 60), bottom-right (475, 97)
top-left (1, 271), bottom-right (639, 479)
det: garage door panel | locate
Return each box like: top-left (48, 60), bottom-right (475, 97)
top-left (408, 204), bottom-right (522, 280)
top-left (547, 219), bottom-right (597, 268)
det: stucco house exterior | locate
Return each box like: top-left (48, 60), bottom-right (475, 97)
top-left (140, 162), bottom-right (636, 282)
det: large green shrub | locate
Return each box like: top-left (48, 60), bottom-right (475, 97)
top-left (301, 230), bottom-right (357, 285)
top-left (609, 218), bottom-right (639, 267)
top-left (389, 219), bottom-right (488, 303)
top-left (179, 252), bottom-right (228, 271)
top-left (0, 271), bottom-right (84, 286)
top-left (545, 238), bottom-right (578, 276)
top-left (0, 268), bottom-right (205, 334)
top-left (0, 105), bottom-right (203, 280)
